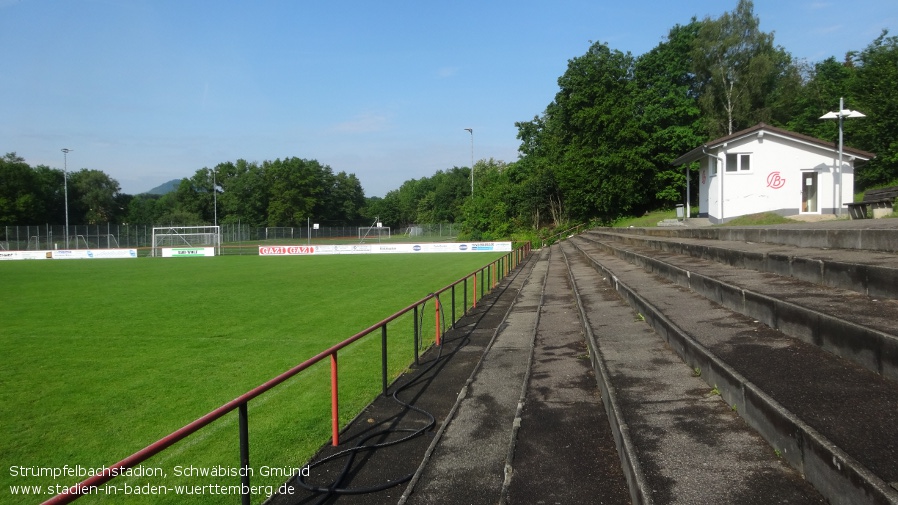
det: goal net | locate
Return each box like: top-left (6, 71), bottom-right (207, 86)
top-left (265, 227), bottom-right (294, 240)
top-left (358, 226), bottom-right (391, 241)
top-left (151, 226), bottom-right (220, 257)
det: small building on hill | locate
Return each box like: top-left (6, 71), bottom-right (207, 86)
top-left (673, 123), bottom-right (875, 223)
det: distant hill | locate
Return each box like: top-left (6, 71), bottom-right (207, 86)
top-left (144, 179), bottom-right (182, 195)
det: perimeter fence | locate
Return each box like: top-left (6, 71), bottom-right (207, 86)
top-left (0, 223), bottom-right (459, 255)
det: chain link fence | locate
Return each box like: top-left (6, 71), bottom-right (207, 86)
top-left (1, 223), bottom-right (459, 256)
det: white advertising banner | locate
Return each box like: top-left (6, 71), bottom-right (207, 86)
top-left (51, 249), bottom-right (138, 259)
top-left (0, 249), bottom-right (138, 260)
top-left (259, 242), bottom-right (512, 256)
top-left (161, 247), bottom-right (216, 258)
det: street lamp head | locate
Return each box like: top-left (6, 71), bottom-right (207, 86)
top-left (820, 110), bottom-right (866, 120)
top-left (464, 128), bottom-right (472, 133)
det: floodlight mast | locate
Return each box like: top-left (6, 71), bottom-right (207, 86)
top-left (820, 97), bottom-right (865, 217)
top-left (464, 128), bottom-right (473, 198)
top-left (61, 148), bottom-right (72, 249)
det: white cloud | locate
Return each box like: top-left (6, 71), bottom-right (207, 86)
top-left (330, 112), bottom-right (390, 133)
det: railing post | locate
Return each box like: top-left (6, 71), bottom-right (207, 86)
top-left (381, 325), bottom-right (388, 396)
top-left (331, 353), bottom-right (339, 446)
top-left (238, 403), bottom-right (250, 505)
top-left (473, 273), bottom-right (477, 308)
top-left (451, 285), bottom-right (456, 329)
top-left (435, 295), bottom-right (441, 346)
top-left (413, 305), bottom-right (419, 365)
top-left (463, 278), bottom-right (468, 315)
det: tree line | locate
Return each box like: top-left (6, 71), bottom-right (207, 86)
top-left (3, 1), bottom-right (896, 240)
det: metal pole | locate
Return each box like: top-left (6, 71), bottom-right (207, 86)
top-left (838, 97), bottom-right (844, 217)
top-left (464, 128), bottom-right (473, 198)
top-left (61, 148), bottom-right (72, 249)
top-left (238, 403), bottom-right (251, 505)
top-left (381, 326), bottom-right (388, 396)
top-left (213, 169), bottom-right (218, 226)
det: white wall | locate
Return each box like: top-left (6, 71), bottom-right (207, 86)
top-left (699, 131), bottom-right (855, 222)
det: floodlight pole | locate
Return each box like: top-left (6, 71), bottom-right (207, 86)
top-left (820, 97), bottom-right (865, 217)
top-left (213, 168), bottom-right (218, 227)
top-left (464, 128), bottom-right (473, 198)
top-left (61, 148), bottom-right (72, 249)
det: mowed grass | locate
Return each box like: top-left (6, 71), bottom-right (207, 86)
top-left (0, 252), bottom-right (505, 503)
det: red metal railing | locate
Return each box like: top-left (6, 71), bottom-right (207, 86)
top-left (44, 242), bottom-right (531, 505)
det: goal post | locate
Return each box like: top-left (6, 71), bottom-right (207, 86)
top-left (151, 226), bottom-right (220, 257)
top-left (358, 226), bottom-right (391, 241)
top-left (265, 227), bottom-right (295, 240)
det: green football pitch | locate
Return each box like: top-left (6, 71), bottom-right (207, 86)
top-left (0, 252), bottom-right (508, 504)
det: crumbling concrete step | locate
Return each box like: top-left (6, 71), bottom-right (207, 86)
top-left (559, 241), bottom-right (824, 504)
top-left (578, 233), bottom-right (898, 383)
top-left (586, 229), bottom-right (898, 299)
top-left (606, 221), bottom-right (898, 253)
top-left (401, 249), bottom-right (549, 504)
top-left (505, 246), bottom-right (630, 504)
top-left (567, 238), bottom-right (898, 505)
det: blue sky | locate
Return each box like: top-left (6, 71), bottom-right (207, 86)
top-left (2, 1), bottom-right (895, 197)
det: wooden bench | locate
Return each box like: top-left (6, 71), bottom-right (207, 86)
top-left (846, 186), bottom-right (898, 219)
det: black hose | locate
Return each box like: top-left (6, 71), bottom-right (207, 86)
top-left (294, 293), bottom-right (449, 503)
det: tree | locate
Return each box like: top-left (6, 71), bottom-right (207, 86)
top-left (633, 20), bottom-right (705, 206)
top-left (216, 159), bottom-right (268, 226)
top-left (0, 152), bottom-right (40, 225)
top-left (67, 169), bottom-right (122, 224)
top-left (265, 158), bottom-right (329, 227)
top-left (850, 31), bottom-right (898, 187)
top-left (692, 0), bottom-right (781, 136)
top-left (547, 41), bottom-right (651, 221)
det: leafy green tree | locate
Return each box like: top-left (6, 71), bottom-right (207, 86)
top-left (213, 160), bottom-right (268, 226)
top-left (692, 0), bottom-right (782, 136)
top-left (548, 41), bottom-right (652, 221)
top-left (32, 165), bottom-right (66, 224)
top-left (0, 152), bottom-right (40, 225)
top-left (125, 194), bottom-right (161, 224)
top-left (633, 20), bottom-right (705, 206)
top-left (323, 171), bottom-right (366, 225)
top-left (265, 157), bottom-right (329, 227)
top-left (850, 31), bottom-right (898, 187)
top-left (785, 57), bottom-right (857, 139)
top-left (68, 169), bottom-right (122, 223)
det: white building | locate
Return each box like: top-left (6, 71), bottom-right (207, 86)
top-left (673, 123), bottom-right (875, 223)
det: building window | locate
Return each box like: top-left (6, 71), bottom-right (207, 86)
top-left (709, 157), bottom-right (717, 176)
top-left (726, 153), bottom-right (751, 172)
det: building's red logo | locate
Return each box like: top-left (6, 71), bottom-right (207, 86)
top-left (701, 168), bottom-right (706, 185)
top-left (766, 171), bottom-right (786, 189)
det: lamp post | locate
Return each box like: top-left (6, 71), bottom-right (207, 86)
top-left (820, 97), bottom-right (865, 217)
top-left (464, 128), bottom-right (473, 198)
top-left (61, 148), bottom-right (72, 249)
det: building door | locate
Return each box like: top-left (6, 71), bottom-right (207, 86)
top-left (802, 172), bottom-right (818, 213)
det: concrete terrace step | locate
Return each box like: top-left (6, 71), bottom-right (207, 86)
top-left (558, 240), bottom-right (824, 504)
top-left (612, 219), bottom-right (898, 253)
top-left (404, 247), bottom-right (631, 504)
top-left (568, 236), bottom-right (898, 505)
top-left (587, 229), bottom-right (898, 300)
top-left (401, 248), bottom-right (549, 504)
top-left (578, 231), bottom-right (898, 383)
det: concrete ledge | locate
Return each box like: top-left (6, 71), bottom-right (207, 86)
top-left (589, 229), bottom-right (898, 299)
top-left (569, 240), bottom-right (898, 505)
top-left (585, 235), bottom-right (898, 382)
top-left (561, 247), bottom-right (654, 505)
top-left (607, 226), bottom-right (898, 253)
